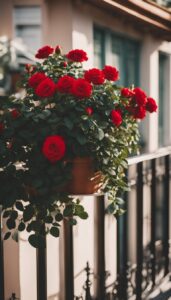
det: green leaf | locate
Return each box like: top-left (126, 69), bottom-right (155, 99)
top-left (69, 218), bottom-right (77, 226)
top-left (3, 210), bottom-right (11, 218)
top-left (79, 211), bottom-right (88, 219)
top-left (63, 205), bottom-right (73, 217)
top-left (45, 216), bottom-right (53, 224)
top-left (76, 134), bottom-right (87, 145)
top-left (116, 197), bottom-right (125, 205)
top-left (28, 220), bottom-right (42, 232)
top-left (64, 118), bottom-right (74, 130)
top-left (97, 128), bottom-right (104, 140)
top-left (6, 218), bottom-right (16, 229)
top-left (23, 206), bottom-right (34, 222)
top-left (4, 232), bottom-right (11, 240)
top-left (50, 227), bottom-right (59, 237)
top-left (28, 234), bottom-right (46, 248)
top-left (11, 210), bottom-right (18, 220)
top-left (55, 213), bottom-right (63, 221)
top-left (18, 222), bottom-right (26, 232)
top-left (107, 202), bottom-right (115, 214)
top-left (15, 201), bottom-right (24, 211)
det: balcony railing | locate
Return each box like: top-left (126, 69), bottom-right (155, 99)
top-left (0, 147), bottom-right (171, 300)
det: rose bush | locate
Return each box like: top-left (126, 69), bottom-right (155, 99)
top-left (0, 45), bottom-right (157, 247)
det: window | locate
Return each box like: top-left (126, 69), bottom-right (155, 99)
top-left (13, 6), bottom-right (42, 52)
top-left (94, 28), bottom-right (105, 69)
top-left (94, 27), bottom-right (140, 86)
top-left (158, 52), bottom-right (169, 147)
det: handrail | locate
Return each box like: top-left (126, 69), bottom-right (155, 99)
top-left (128, 146), bottom-right (171, 165)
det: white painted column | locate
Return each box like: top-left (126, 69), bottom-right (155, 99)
top-left (140, 35), bottom-right (161, 152)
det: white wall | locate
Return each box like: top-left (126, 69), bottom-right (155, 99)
top-left (3, 0), bottom-right (171, 298)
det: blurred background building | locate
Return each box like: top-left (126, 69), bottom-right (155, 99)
top-left (1, 1), bottom-right (171, 300)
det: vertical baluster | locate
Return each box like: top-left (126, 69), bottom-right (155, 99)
top-left (84, 262), bottom-right (92, 300)
top-left (151, 159), bottom-right (156, 286)
top-left (116, 192), bottom-right (128, 299)
top-left (163, 155), bottom-right (170, 275)
top-left (37, 236), bottom-right (47, 300)
top-left (136, 162), bottom-right (143, 300)
top-left (64, 219), bottom-right (74, 300)
top-left (0, 206), bottom-right (4, 300)
top-left (95, 194), bottom-right (105, 300)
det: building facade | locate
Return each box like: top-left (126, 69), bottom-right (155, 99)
top-left (1, 0), bottom-right (171, 299)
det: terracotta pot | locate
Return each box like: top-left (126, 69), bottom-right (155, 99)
top-left (65, 157), bottom-right (103, 195)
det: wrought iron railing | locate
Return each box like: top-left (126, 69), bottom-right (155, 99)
top-left (0, 147), bottom-right (171, 300)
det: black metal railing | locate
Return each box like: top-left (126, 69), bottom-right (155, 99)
top-left (0, 147), bottom-right (171, 300)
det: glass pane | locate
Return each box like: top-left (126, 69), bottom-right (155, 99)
top-left (111, 36), bottom-right (124, 85)
top-left (94, 29), bottom-right (105, 69)
top-left (125, 42), bottom-right (139, 87)
top-left (16, 25), bottom-right (41, 51)
top-left (158, 53), bottom-right (167, 147)
top-left (14, 6), bottom-right (42, 51)
top-left (14, 6), bottom-right (41, 25)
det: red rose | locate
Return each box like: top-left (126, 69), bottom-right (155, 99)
top-left (42, 135), bottom-right (66, 163)
top-left (11, 109), bottom-right (20, 119)
top-left (132, 106), bottom-right (146, 119)
top-left (56, 75), bottom-right (75, 94)
top-left (35, 78), bottom-right (56, 98)
top-left (84, 68), bottom-right (105, 85)
top-left (111, 110), bottom-right (122, 126)
top-left (146, 97), bottom-right (158, 113)
top-left (71, 78), bottom-right (92, 99)
top-left (133, 87), bottom-right (147, 106)
top-left (63, 62), bottom-right (67, 67)
top-left (66, 49), bottom-right (88, 62)
top-left (28, 72), bottom-right (47, 89)
top-left (0, 122), bottom-right (4, 133)
top-left (85, 107), bottom-right (93, 115)
top-left (103, 65), bottom-right (119, 81)
top-left (35, 45), bottom-right (54, 59)
top-left (55, 45), bottom-right (62, 54)
top-left (121, 88), bottom-right (134, 98)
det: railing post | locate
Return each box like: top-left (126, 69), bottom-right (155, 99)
top-left (163, 155), bottom-right (170, 275)
top-left (136, 162), bottom-right (143, 300)
top-left (0, 206), bottom-right (4, 300)
top-left (64, 219), bottom-right (74, 300)
top-left (94, 194), bottom-right (105, 300)
top-left (116, 192), bottom-right (128, 299)
top-left (37, 236), bottom-right (47, 300)
top-left (151, 158), bottom-right (156, 286)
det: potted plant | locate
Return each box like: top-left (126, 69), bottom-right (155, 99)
top-left (0, 45), bottom-right (157, 247)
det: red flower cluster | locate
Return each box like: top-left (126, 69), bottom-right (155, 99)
top-left (124, 87), bottom-right (158, 119)
top-left (42, 135), bottom-right (66, 163)
top-left (56, 75), bottom-right (75, 94)
top-left (28, 72), bottom-right (47, 88)
top-left (146, 97), bottom-right (158, 113)
top-left (84, 68), bottom-right (105, 85)
top-left (111, 110), bottom-right (122, 127)
top-left (35, 78), bottom-right (56, 98)
top-left (103, 65), bottom-right (119, 81)
top-left (66, 49), bottom-right (88, 62)
top-left (35, 46), bottom-right (54, 59)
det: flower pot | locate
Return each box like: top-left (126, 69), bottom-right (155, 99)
top-left (65, 157), bottom-right (102, 195)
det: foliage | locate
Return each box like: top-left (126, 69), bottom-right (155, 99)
top-left (0, 46), bottom-right (157, 247)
